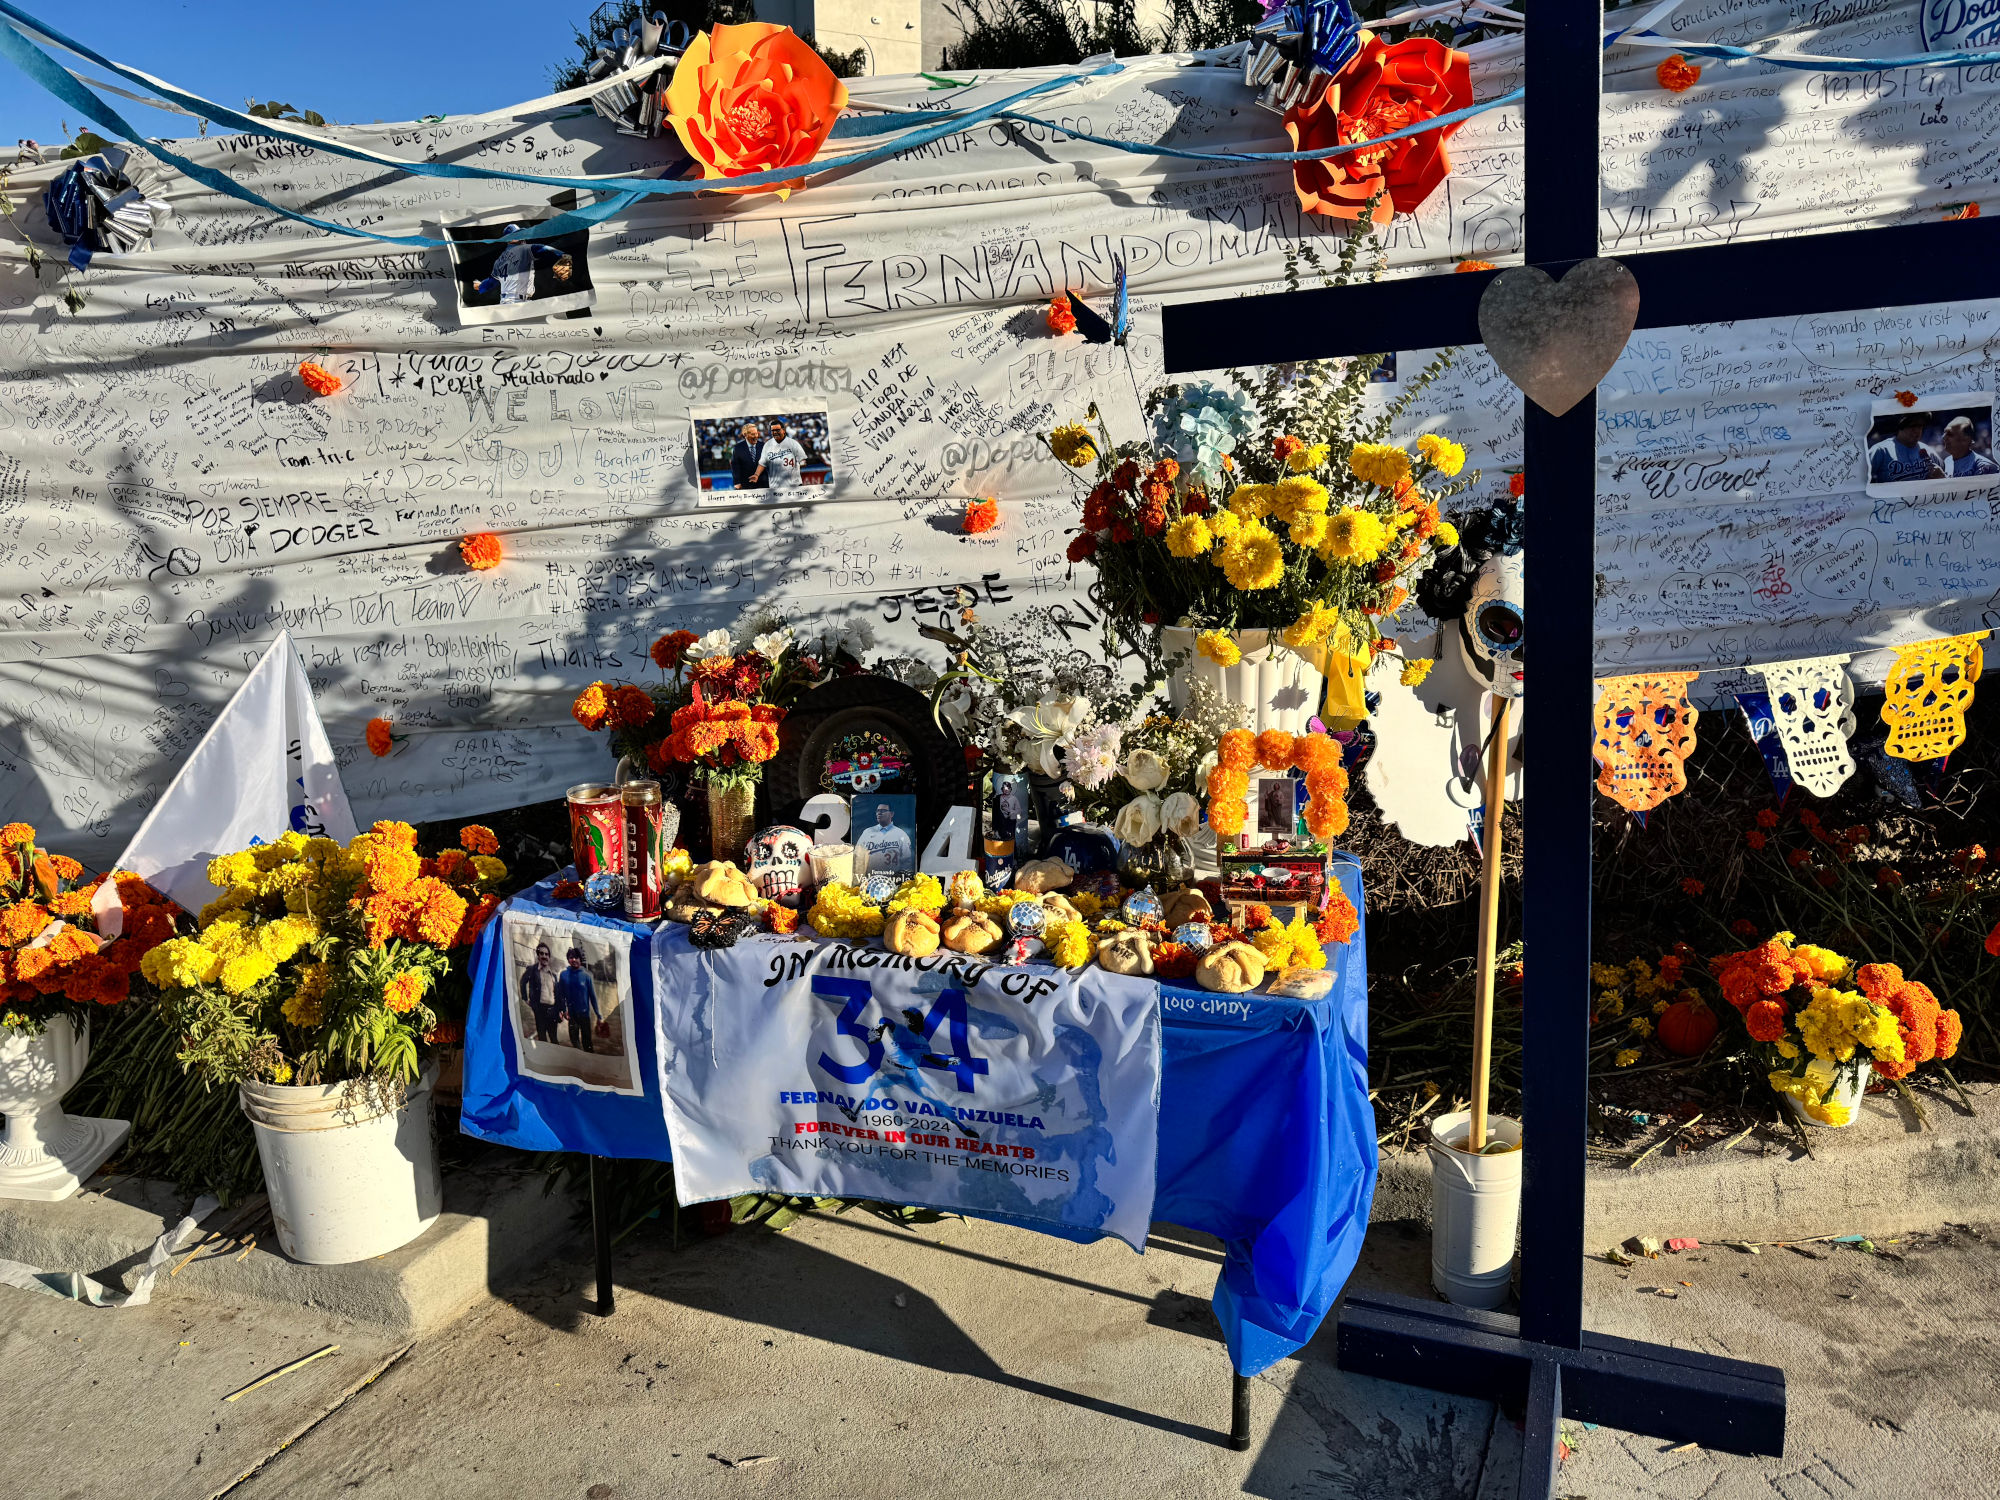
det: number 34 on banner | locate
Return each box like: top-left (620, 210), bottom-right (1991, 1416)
top-left (919, 805), bottom-right (978, 874)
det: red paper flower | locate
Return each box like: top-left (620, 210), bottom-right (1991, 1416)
top-left (299, 361), bottom-right (341, 396)
top-left (1507, 472), bottom-right (1525, 497)
top-left (1655, 54), bottom-right (1701, 93)
top-left (1283, 35), bottom-right (1472, 224)
top-left (662, 23), bottom-right (848, 198)
top-left (459, 533), bottom-right (502, 570)
top-left (365, 717), bottom-right (395, 757)
top-left (1046, 294), bottom-right (1077, 336)
top-left (963, 498), bottom-right (999, 534)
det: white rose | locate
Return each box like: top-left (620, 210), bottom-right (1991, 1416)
top-left (686, 628), bottom-right (734, 660)
top-left (1122, 747), bottom-right (1168, 792)
top-left (1161, 791), bottom-right (1201, 839)
top-left (1112, 793), bottom-right (1163, 847)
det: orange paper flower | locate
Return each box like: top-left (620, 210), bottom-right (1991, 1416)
top-left (459, 533), bottom-right (502, 570)
top-left (1894, 389), bottom-right (1919, 407)
top-left (1046, 294), bottom-right (1077, 335)
top-left (299, 361), bottom-right (341, 396)
top-left (1455, 259), bottom-right (1496, 272)
top-left (1284, 35), bottom-right (1472, 225)
top-left (1655, 55), bottom-right (1701, 92)
top-left (963, 498), bottom-right (999, 534)
top-left (663, 23), bottom-right (849, 198)
top-left (365, 717), bottom-right (395, 758)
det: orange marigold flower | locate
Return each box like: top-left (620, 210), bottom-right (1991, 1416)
top-left (1754, 808), bottom-right (1779, 828)
top-left (1273, 435), bottom-right (1305, 463)
top-left (1304, 795), bottom-right (1349, 841)
top-left (1454, 259), bottom-right (1497, 273)
top-left (1151, 941), bottom-right (1198, 980)
top-left (458, 892), bottom-right (504, 947)
top-left (460, 825), bottom-right (500, 856)
top-left (1, 902), bottom-right (49, 946)
top-left (383, 972), bottom-right (425, 1014)
top-left (552, 878), bottom-right (584, 901)
top-left (651, 630), bottom-right (699, 671)
top-left (366, 717), bottom-right (395, 758)
top-left (1894, 389), bottom-right (1919, 407)
top-left (1317, 891), bottom-right (1361, 945)
top-left (1785, 848), bottom-right (1810, 869)
top-left (459, 532), bottom-right (503, 570)
top-left (963, 498), bottom-right (999, 534)
top-left (50, 890), bottom-right (93, 918)
top-left (1046, 294), bottom-right (1077, 335)
top-left (1745, 999), bottom-right (1789, 1043)
top-left (298, 360), bottom-right (342, 396)
top-left (1254, 729), bottom-right (1296, 770)
top-left (434, 849), bottom-right (476, 885)
top-left (371, 820), bottom-right (418, 848)
top-left (1218, 730), bottom-right (1257, 773)
top-left (572, 682), bottom-right (612, 731)
top-left (1746, 829), bottom-right (1768, 850)
top-left (48, 854), bottom-right (82, 881)
top-left (1681, 877), bottom-right (1705, 897)
top-left (1730, 918), bottom-right (1759, 939)
top-left (1877, 867), bottom-right (1904, 889)
top-left (611, 685), bottom-right (657, 730)
top-left (1656, 54), bottom-right (1701, 91)
top-left (1507, 472), bottom-right (1525, 498)
top-left (764, 903), bottom-right (799, 935)
top-left (1, 822), bottom-right (36, 848)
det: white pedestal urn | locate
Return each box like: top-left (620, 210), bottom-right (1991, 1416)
top-left (0, 1015), bottom-right (131, 1201)
top-left (239, 1067), bottom-right (442, 1265)
top-left (1162, 626), bottom-right (1326, 737)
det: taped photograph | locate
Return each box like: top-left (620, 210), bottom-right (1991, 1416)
top-left (445, 210), bottom-right (595, 325)
top-left (1864, 391), bottom-right (1998, 498)
top-left (501, 911), bottom-right (641, 1095)
top-left (691, 404), bottom-right (834, 501)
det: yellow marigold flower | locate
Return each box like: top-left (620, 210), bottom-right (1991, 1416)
top-left (1791, 944), bottom-right (1849, 984)
top-left (205, 851), bottom-right (261, 889)
top-left (1275, 475), bottom-right (1330, 516)
top-left (471, 855), bottom-right (509, 885)
top-left (1068, 892), bottom-right (1103, 920)
top-left (1046, 920), bottom-right (1095, 969)
top-left (1400, 658), bottom-right (1435, 687)
top-left (1629, 1016), bottom-right (1654, 1036)
top-left (282, 963), bottom-right (332, 1028)
top-left (1049, 424), bottom-right (1098, 468)
top-left (1590, 963), bottom-right (1624, 988)
top-left (1164, 515), bottom-right (1213, 558)
top-left (383, 971), bottom-right (426, 1014)
top-left (1320, 508), bottom-right (1390, 564)
top-left (1227, 483), bottom-right (1274, 520)
top-left (1196, 630), bottom-right (1241, 667)
top-left (1288, 512), bottom-right (1330, 549)
top-left (1207, 510), bottom-right (1242, 544)
top-left (219, 952), bottom-right (277, 996)
top-left (1348, 442), bottom-right (1412, 489)
top-left (1287, 443), bottom-right (1331, 473)
top-left (886, 874), bottom-right (946, 916)
top-left (1435, 521), bottom-right (1460, 546)
top-left (142, 936), bottom-right (223, 989)
top-left (1415, 434), bottom-right (1466, 477)
top-left (1614, 1048), bottom-right (1642, 1067)
top-left (199, 887), bottom-right (256, 925)
top-left (1222, 530), bottom-right (1286, 590)
top-left (1807, 1099), bottom-right (1852, 1126)
top-left (1283, 602), bottom-right (1340, 650)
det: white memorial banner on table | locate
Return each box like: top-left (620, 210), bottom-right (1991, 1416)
top-left (653, 935), bottom-right (1161, 1250)
top-left (109, 630), bottom-right (357, 913)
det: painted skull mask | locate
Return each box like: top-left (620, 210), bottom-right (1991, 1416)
top-left (1452, 551), bottom-right (1525, 700)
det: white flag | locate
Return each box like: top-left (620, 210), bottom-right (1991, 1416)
top-left (110, 630), bottom-right (358, 914)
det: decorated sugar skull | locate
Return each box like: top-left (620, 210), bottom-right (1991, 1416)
top-left (745, 824), bottom-right (814, 907)
top-left (1593, 673), bottom-right (1700, 812)
top-left (1414, 497), bottom-right (1525, 700)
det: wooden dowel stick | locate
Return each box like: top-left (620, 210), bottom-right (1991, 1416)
top-left (1469, 696), bottom-right (1512, 1153)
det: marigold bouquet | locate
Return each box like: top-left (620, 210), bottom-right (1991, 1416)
top-left (1, 822), bottom-right (176, 1028)
top-left (573, 617), bottom-right (837, 792)
top-left (143, 822), bottom-right (509, 1089)
top-left (1710, 932), bottom-right (1959, 1125)
top-left (1050, 321), bottom-right (1477, 660)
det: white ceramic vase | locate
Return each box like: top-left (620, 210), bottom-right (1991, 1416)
top-left (239, 1068), bottom-right (442, 1264)
top-left (1162, 626), bottom-right (1326, 737)
top-left (0, 1015), bottom-right (131, 1201)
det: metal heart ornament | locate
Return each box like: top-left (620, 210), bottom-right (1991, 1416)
top-left (1477, 259), bottom-right (1641, 416)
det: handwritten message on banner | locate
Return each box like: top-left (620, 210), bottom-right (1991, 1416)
top-left (7, 5), bottom-right (2000, 856)
top-left (653, 933), bottom-right (1162, 1250)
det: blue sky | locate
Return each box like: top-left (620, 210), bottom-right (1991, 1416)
top-left (3, 2), bottom-right (595, 147)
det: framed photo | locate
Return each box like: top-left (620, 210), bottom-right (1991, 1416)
top-left (501, 911), bottom-right (641, 1095)
top-left (851, 791), bottom-right (918, 876)
top-left (1244, 773), bottom-right (1300, 849)
top-left (1864, 391), bottom-right (1999, 499)
top-left (691, 403), bottom-right (834, 502)
top-left (445, 210), bottom-right (595, 326)
top-left (987, 772), bottom-right (1030, 857)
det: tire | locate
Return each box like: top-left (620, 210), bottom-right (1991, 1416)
top-left (763, 676), bottom-right (975, 840)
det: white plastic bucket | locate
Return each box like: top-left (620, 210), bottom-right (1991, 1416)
top-left (239, 1070), bottom-right (442, 1265)
top-left (1429, 1110), bottom-right (1524, 1309)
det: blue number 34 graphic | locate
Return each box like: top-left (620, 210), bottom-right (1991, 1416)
top-left (813, 977), bottom-right (989, 1094)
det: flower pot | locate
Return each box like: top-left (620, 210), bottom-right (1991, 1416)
top-left (0, 1015), bottom-right (130, 1201)
top-left (707, 781), bottom-right (757, 864)
top-left (1428, 1110), bottom-right (1523, 1310)
top-left (239, 1070), bottom-right (442, 1265)
top-left (1781, 1060), bottom-right (1871, 1128)
top-left (1163, 626), bottom-right (1326, 737)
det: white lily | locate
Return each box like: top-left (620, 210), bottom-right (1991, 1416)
top-left (751, 627), bottom-right (794, 660)
top-left (685, 628), bottom-right (734, 661)
top-left (1004, 695), bottom-right (1091, 779)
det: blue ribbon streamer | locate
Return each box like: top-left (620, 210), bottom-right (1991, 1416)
top-left (1610, 26), bottom-right (2000, 72)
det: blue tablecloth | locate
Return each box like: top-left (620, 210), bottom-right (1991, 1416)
top-left (460, 858), bottom-right (1377, 1377)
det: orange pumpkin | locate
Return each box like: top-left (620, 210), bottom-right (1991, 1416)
top-left (1657, 997), bottom-right (1718, 1056)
